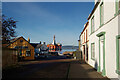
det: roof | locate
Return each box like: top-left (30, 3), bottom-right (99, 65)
top-left (10, 37), bottom-right (20, 43)
top-left (6, 36), bottom-right (34, 48)
top-left (87, 0), bottom-right (101, 20)
top-left (6, 36), bottom-right (23, 47)
top-left (36, 44), bottom-right (43, 48)
top-left (30, 43), bottom-right (39, 48)
top-left (80, 22), bottom-right (89, 36)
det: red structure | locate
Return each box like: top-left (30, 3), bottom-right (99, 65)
top-left (47, 35), bottom-right (62, 52)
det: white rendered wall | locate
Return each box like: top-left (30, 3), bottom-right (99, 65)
top-left (97, 16), bottom-right (118, 78)
top-left (88, 1), bottom-right (119, 79)
top-left (104, 2), bottom-right (115, 24)
top-left (119, 14), bottom-right (120, 34)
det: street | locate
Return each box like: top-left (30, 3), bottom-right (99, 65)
top-left (2, 56), bottom-right (110, 80)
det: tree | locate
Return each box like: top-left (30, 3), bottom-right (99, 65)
top-left (2, 15), bottom-right (17, 43)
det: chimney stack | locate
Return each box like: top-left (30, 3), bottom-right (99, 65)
top-left (28, 37), bottom-right (30, 43)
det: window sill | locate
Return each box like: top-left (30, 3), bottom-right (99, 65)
top-left (116, 70), bottom-right (120, 75)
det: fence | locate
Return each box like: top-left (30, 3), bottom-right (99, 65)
top-left (2, 48), bottom-right (18, 68)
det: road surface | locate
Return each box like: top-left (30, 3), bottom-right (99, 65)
top-left (2, 56), bottom-right (110, 80)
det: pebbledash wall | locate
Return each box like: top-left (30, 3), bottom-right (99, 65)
top-left (87, 0), bottom-right (120, 79)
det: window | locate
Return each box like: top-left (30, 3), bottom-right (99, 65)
top-left (80, 36), bottom-right (82, 45)
top-left (86, 30), bottom-right (87, 41)
top-left (26, 50), bottom-right (31, 56)
top-left (119, 1), bottom-right (120, 9)
top-left (91, 16), bottom-right (94, 33)
top-left (84, 32), bottom-right (85, 42)
top-left (82, 35), bottom-right (83, 43)
top-left (20, 40), bottom-right (23, 43)
top-left (100, 2), bottom-right (104, 26)
top-left (116, 35), bottom-right (120, 75)
top-left (114, 0), bottom-right (120, 16)
top-left (19, 50), bottom-right (22, 56)
top-left (23, 46), bottom-right (28, 49)
top-left (91, 43), bottom-right (95, 60)
top-left (115, 0), bottom-right (120, 14)
top-left (14, 46), bottom-right (19, 49)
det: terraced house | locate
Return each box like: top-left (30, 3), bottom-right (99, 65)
top-left (79, 22), bottom-right (89, 63)
top-left (79, 0), bottom-right (120, 79)
top-left (88, 0), bottom-right (120, 79)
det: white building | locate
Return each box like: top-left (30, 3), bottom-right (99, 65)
top-left (79, 22), bottom-right (89, 63)
top-left (87, 0), bottom-right (120, 79)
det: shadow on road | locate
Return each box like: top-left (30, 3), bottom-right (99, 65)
top-left (68, 60), bottom-right (110, 80)
top-left (2, 57), bottom-right (110, 80)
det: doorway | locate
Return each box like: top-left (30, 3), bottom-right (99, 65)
top-left (86, 45), bottom-right (88, 61)
top-left (83, 45), bottom-right (85, 61)
top-left (96, 32), bottom-right (106, 76)
top-left (100, 40), bottom-right (104, 72)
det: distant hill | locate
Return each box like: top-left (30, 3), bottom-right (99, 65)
top-left (62, 46), bottom-right (79, 49)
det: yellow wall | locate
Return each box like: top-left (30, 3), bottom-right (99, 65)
top-left (8, 37), bottom-right (34, 60)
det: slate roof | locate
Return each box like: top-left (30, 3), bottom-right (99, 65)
top-left (36, 44), bottom-right (43, 48)
top-left (30, 43), bottom-right (39, 48)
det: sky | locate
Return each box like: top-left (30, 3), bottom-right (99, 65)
top-left (2, 2), bottom-right (94, 46)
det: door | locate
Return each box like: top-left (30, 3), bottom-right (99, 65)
top-left (83, 45), bottom-right (85, 61)
top-left (86, 46), bottom-right (88, 61)
top-left (97, 32), bottom-right (106, 76)
top-left (100, 40), bottom-right (104, 72)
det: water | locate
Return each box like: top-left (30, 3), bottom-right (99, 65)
top-left (61, 49), bottom-right (76, 53)
top-left (58, 46), bottom-right (78, 55)
top-left (58, 49), bottom-right (77, 55)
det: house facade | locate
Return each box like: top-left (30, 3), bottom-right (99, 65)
top-left (31, 42), bottom-right (49, 58)
top-left (79, 22), bottom-right (89, 63)
top-left (87, 0), bottom-right (120, 79)
top-left (7, 36), bottom-right (35, 60)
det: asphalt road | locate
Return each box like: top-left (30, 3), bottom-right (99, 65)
top-left (2, 56), bottom-right (72, 80)
top-left (2, 56), bottom-right (110, 80)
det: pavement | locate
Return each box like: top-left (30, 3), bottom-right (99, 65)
top-left (2, 56), bottom-right (110, 80)
top-left (68, 60), bottom-right (110, 80)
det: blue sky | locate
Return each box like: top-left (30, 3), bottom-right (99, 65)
top-left (2, 2), bottom-right (94, 46)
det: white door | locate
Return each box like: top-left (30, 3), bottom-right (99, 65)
top-left (100, 40), bottom-right (104, 72)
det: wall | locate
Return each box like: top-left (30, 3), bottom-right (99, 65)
top-left (8, 37), bottom-right (34, 60)
top-left (2, 48), bottom-right (18, 68)
top-left (80, 23), bottom-right (89, 62)
top-left (88, 1), bottom-right (119, 78)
